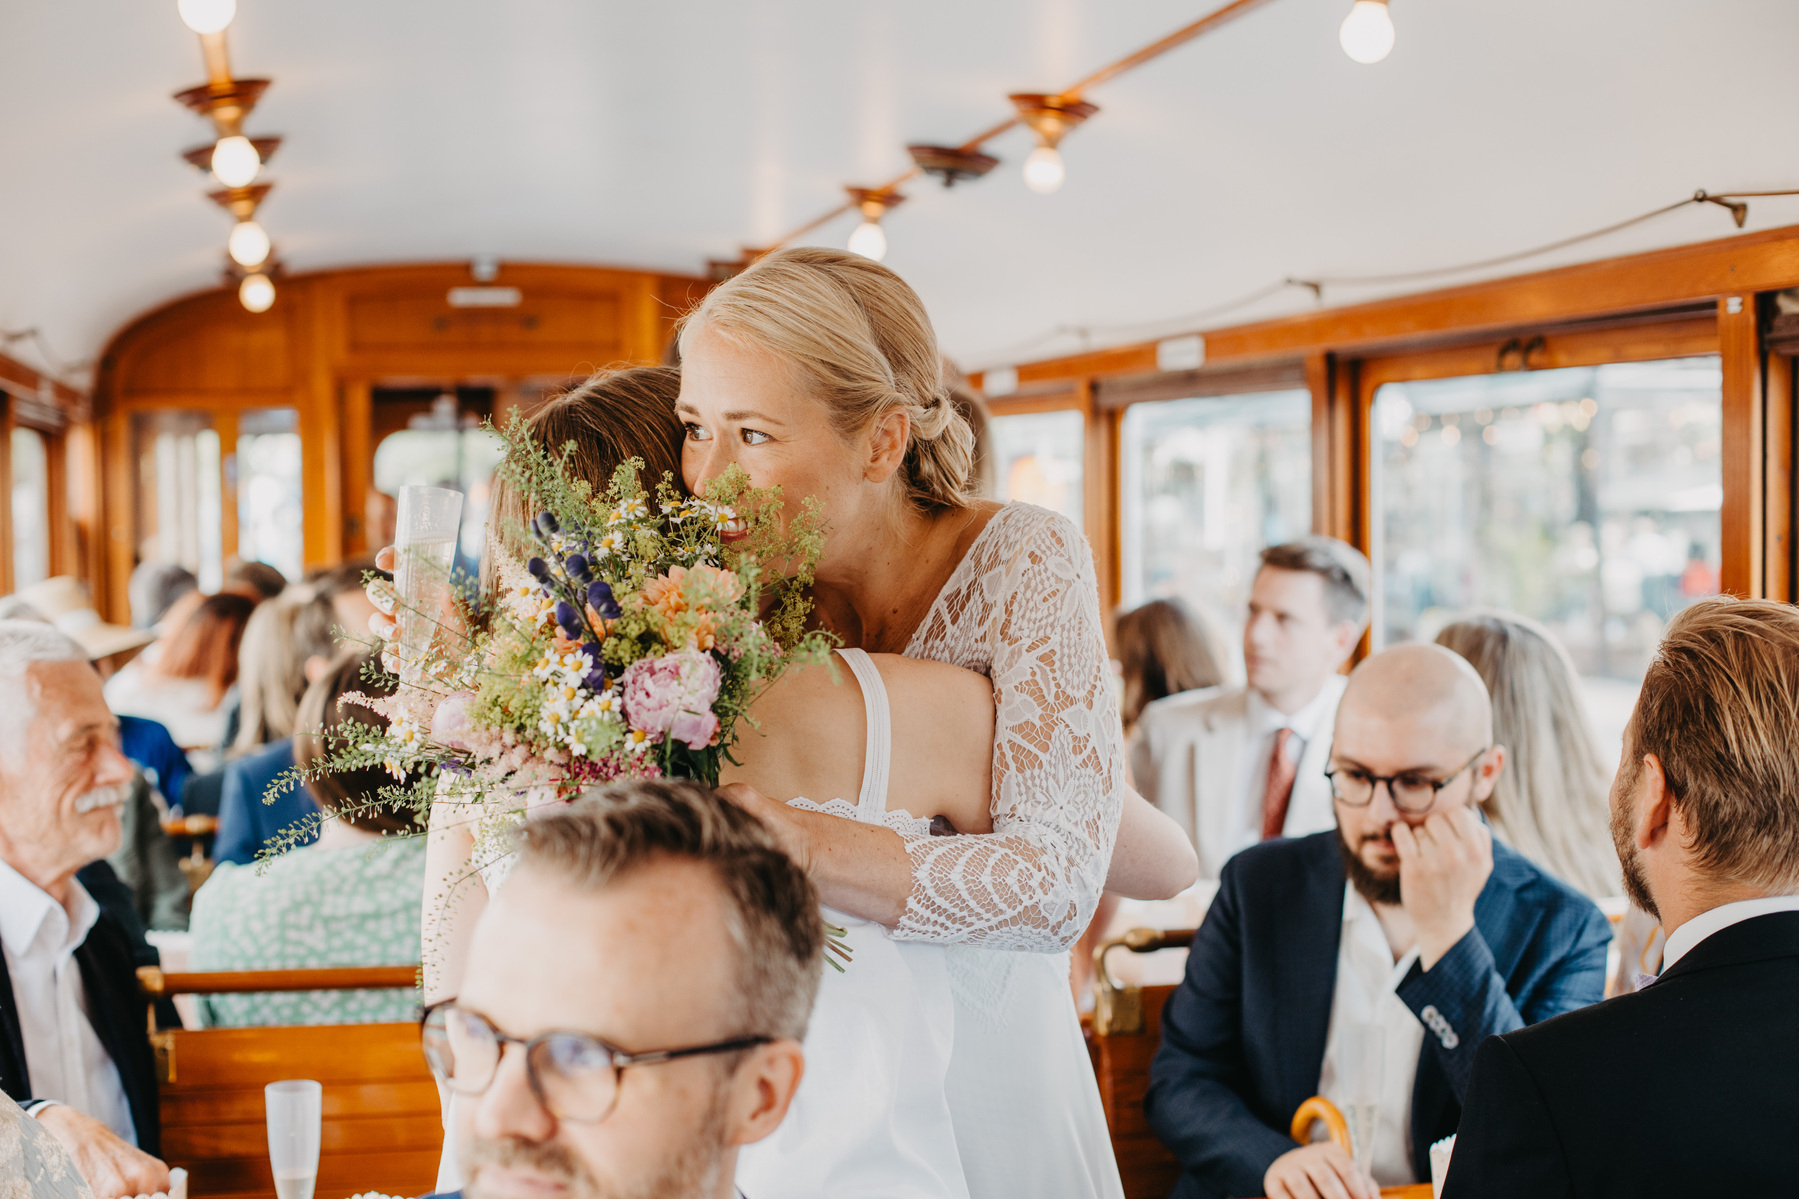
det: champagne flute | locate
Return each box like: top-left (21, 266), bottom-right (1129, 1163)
top-left (265, 1079), bottom-right (322, 1199)
top-left (1341, 1023), bottom-right (1384, 1173)
top-left (393, 485), bottom-right (464, 671)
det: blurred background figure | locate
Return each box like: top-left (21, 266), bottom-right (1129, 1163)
top-left (1435, 612), bottom-right (1620, 898)
top-left (1117, 598), bottom-right (1225, 738)
top-left (12, 576), bottom-right (155, 679)
top-left (190, 650), bottom-right (426, 1026)
top-left (223, 558), bottom-right (287, 602)
top-left (365, 488), bottom-right (398, 552)
top-left (211, 589), bottom-right (340, 866)
top-left (126, 562), bottom-right (197, 630)
top-left (103, 592), bottom-right (255, 753)
top-left (943, 360), bottom-right (996, 500)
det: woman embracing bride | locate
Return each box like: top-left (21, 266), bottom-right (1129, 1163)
top-left (400, 248), bottom-right (1195, 1199)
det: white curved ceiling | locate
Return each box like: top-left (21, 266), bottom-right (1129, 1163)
top-left (2, 0), bottom-right (1797, 384)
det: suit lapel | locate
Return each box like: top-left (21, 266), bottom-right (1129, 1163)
top-left (1195, 691), bottom-right (1248, 876)
top-left (0, 948), bottom-right (30, 1101)
top-left (1273, 835), bottom-right (1346, 1116)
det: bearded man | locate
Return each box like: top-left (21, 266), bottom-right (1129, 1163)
top-left (1144, 643), bottom-right (1610, 1199)
top-left (0, 620), bottom-right (170, 1198)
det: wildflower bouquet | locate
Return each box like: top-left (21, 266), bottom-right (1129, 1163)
top-left (290, 414), bottom-right (835, 842)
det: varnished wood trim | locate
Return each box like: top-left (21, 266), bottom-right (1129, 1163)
top-left (1720, 296), bottom-right (1764, 596)
top-left (1765, 350), bottom-right (1795, 602)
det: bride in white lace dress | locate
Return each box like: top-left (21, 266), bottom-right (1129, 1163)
top-left (676, 247), bottom-right (1147, 1198)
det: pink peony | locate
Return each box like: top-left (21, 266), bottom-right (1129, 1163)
top-left (430, 691), bottom-right (478, 750)
top-left (620, 649), bottom-right (723, 750)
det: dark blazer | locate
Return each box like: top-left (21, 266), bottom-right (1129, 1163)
top-left (1145, 831), bottom-right (1611, 1199)
top-left (1444, 910), bottom-right (1799, 1198)
top-left (213, 739), bottom-right (321, 866)
top-left (0, 907), bottom-right (162, 1156)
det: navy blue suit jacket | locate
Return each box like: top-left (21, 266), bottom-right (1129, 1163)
top-left (213, 739), bottom-right (322, 866)
top-left (1144, 830), bottom-right (1611, 1199)
top-left (118, 715), bottom-right (190, 809)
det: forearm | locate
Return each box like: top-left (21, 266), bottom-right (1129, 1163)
top-left (792, 809), bottom-right (913, 926)
top-left (1106, 787), bottom-right (1198, 900)
top-left (422, 799), bottom-right (487, 1002)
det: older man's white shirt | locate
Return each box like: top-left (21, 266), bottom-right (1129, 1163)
top-left (0, 859), bottom-right (137, 1144)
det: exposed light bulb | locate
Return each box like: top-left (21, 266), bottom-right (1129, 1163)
top-left (239, 272), bottom-right (275, 313)
top-left (177, 0), bottom-right (236, 34)
top-left (210, 135), bottom-right (261, 187)
top-left (1023, 145), bottom-right (1065, 194)
top-left (1339, 0), bottom-right (1395, 64)
top-left (847, 220), bottom-right (887, 261)
top-left (227, 220), bottom-right (270, 268)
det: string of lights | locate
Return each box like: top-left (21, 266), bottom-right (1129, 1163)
top-left (969, 187), bottom-right (1799, 369)
top-left (172, 0), bottom-right (282, 312)
top-left (721, 0), bottom-right (1398, 273)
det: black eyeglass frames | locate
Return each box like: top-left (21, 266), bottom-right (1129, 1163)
top-left (1324, 747), bottom-right (1489, 816)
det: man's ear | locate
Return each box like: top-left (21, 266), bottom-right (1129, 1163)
top-left (862, 408), bottom-right (911, 485)
top-left (1471, 744), bottom-right (1507, 804)
top-left (1330, 620), bottom-right (1361, 663)
top-left (725, 1038), bottom-right (805, 1147)
top-left (1634, 752), bottom-right (1674, 852)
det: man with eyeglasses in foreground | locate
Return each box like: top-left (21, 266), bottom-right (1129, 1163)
top-left (420, 780), bottom-right (819, 1199)
top-left (1145, 643), bottom-right (1610, 1199)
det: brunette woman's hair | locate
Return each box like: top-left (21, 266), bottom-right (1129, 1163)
top-left (153, 592), bottom-right (257, 707)
top-left (481, 366), bottom-right (686, 597)
top-left (293, 649), bottom-right (425, 835)
top-left (1116, 599), bottom-right (1225, 729)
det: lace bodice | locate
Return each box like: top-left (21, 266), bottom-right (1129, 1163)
top-left (896, 503), bottom-right (1125, 951)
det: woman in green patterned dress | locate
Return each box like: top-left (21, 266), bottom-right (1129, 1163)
top-left (189, 650), bottom-right (426, 1026)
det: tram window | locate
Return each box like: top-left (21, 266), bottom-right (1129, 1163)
top-left (991, 408), bottom-right (1084, 531)
top-left (1120, 388), bottom-right (1313, 673)
top-left (1371, 356), bottom-right (1723, 753)
top-left (236, 408), bottom-right (304, 583)
top-left (134, 411), bottom-right (224, 592)
top-left (373, 427), bottom-right (506, 566)
top-left (11, 426), bottom-right (50, 590)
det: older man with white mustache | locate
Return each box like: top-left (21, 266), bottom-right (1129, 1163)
top-left (0, 620), bottom-right (170, 1199)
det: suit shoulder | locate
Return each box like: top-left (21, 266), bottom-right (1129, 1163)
top-left (1223, 829), bottom-right (1338, 888)
top-left (1139, 684), bottom-right (1245, 729)
top-left (1488, 839), bottom-right (1605, 928)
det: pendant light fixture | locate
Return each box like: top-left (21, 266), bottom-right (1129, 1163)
top-left (176, 0), bottom-right (235, 34)
top-left (227, 219), bottom-right (271, 268)
top-left (1008, 94), bottom-right (1098, 195)
top-left (238, 272), bottom-right (275, 313)
top-left (1339, 0), bottom-right (1395, 63)
top-left (845, 187), bottom-right (905, 261)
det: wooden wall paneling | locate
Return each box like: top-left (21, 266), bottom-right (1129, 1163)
top-left (1306, 353), bottom-right (1332, 536)
top-left (66, 420), bottom-right (104, 601)
top-left (213, 410), bottom-right (240, 564)
top-left (1357, 315), bottom-right (1720, 391)
top-left (102, 408), bottom-right (135, 620)
top-left (1078, 380), bottom-right (1123, 631)
top-left (1762, 349), bottom-right (1796, 603)
top-left (1719, 295), bottom-right (1764, 597)
top-left (44, 429), bottom-right (72, 578)
top-left (302, 279), bottom-right (346, 568)
top-left (1, 395), bottom-right (16, 593)
top-left (340, 379), bottom-right (373, 557)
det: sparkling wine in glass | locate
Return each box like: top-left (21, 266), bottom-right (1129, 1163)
top-left (1341, 1023), bottom-right (1384, 1173)
top-left (266, 1079), bottom-right (322, 1199)
top-left (393, 485), bottom-right (464, 670)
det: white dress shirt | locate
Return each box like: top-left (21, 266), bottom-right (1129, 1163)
top-left (1229, 683), bottom-right (1341, 860)
top-left (1660, 893), bottom-right (1799, 973)
top-left (0, 860), bottom-right (137, 1145)
top-left (1316, 883), bottom-right (1425, 1186)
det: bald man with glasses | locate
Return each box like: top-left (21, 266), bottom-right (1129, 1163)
top-left (1145, 644), bottom-right (1611, 1199)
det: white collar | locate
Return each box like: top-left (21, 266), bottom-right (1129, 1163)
top-left (1248, 673), bottom-right (1345, 742)
top-left (1341, 881), bottom-right (1421, 984)
top-left (0, 858), bottom-right (99, 960)
top-left (1660, 893), bottom-right (1799, 973)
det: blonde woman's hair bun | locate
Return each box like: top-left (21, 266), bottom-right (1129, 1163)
top-left (680, 247), bottom-right (977, 511)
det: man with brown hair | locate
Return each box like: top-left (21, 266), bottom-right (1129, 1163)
top-left (1133, 536), bottom-right (1371, 877)
top-left (1445, 597), bottom-right (1799, 1197)
top-left (423, 779), bottom-right (819, 1199)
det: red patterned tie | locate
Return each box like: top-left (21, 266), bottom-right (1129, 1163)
top-left (1261, 727), bottom-right (1297, 840)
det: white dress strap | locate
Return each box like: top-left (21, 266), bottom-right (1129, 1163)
top-left (835, 648), bottom-right (892, 823)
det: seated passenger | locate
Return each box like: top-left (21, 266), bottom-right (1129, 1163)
top-left (1445, 598), bottom-right (1799, 1197)
top-left (103, 592), bottom-right (255, 753)
top-left (425, 781), bottom-right (814, 1199)
top-left (0, 621), bottom-right (169, 1198)
top-left (211, 588), bottom-right (340, 866)
top-left (190, 650), bottom-right (426, 1027)
top-left (1145, 642), bottom-right (1610, 1199)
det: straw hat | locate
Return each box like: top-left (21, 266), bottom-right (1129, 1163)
top-left (14, 576), bottom-right (157, 660)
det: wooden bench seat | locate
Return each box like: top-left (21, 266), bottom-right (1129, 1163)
top-left (141, 966), bottom-right (440, 1199)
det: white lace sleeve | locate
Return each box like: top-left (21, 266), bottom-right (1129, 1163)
top-left (896, 505), bottom-right (1125, 950)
